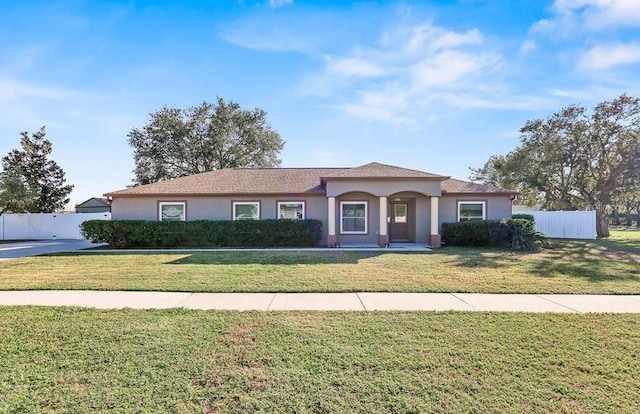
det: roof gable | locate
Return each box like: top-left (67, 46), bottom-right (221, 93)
top-left (76, 197), bottom-right (110, 207)
top-left (322, 162), bottom-right (448, 180)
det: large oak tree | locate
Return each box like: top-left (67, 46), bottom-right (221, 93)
top-left (1, 127), bottom-right (73, 213)
top-left (128, 98), bottom-right (285, 185)
top-left (471, 94), bottom-right (640, 237)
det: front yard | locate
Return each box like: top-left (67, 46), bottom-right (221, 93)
top-left (0, 231), bottom-right (638, 294)
top-left (1, 232), bottom-right (638, 412)
top-left (1, 308), bottom-right (638, 413)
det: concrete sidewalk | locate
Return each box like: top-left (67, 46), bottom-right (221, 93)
top-left (1, 291), bottom-right (639, 313)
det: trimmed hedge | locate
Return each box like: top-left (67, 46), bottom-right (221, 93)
top-left (441, 219), bottom-right (545, 251)
top-left (80, 219), bottom-right (323, 249)
top-left (512, 213), bottom-right (535, 223)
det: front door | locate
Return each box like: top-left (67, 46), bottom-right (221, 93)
top-left (389, 202), bottom-right (410, 242)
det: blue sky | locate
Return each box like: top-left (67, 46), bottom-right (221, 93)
top-left (1, 0), bottom-right (639, 208)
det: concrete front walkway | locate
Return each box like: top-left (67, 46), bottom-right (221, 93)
top-left (1, 291), bottom-right (639, 313)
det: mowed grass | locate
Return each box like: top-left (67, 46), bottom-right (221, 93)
top-left (0, 231), bottom-right (638, 294)
top-left (1, 307), bottom-right (638, 413)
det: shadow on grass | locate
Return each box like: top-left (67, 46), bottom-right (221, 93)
top-left (46, 250), bottom-right (400, 264)
top-left (436, 240), bottom-right (639, 285)
top-left (436, 246), bottom-right (522, 269)
top-left (529, 239), bottom-right (639, 283)
top-left (165, 250), bottom-right (422, 265)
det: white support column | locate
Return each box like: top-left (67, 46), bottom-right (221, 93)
top-left (378, 196), bottom-right (388, 247)
top-left (379, 197), bottom-right (387, 236)
top-left (327, 197), bottom-right (337, 247)
top-left (430, 196), bottom-right (441, 248)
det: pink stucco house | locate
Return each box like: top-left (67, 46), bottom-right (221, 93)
top-left (105, 162), bottom-right (517, 248)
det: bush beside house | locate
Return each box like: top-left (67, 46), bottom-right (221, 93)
top-left (81, 219), bottom-right (323, 249)
top-left (441, 218), bottom-right (544, 251)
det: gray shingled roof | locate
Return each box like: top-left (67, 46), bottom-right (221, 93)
top-left (105, 164), bottom-right (515, 196)
top-left (105, 168), bottom-right (347, 196)
top-left (441, 178), bottom-right (518, 194)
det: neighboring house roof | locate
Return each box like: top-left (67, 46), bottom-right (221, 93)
top-left (105, 163), bottom-right (515, 197)
top-left (76, 197), bottom-right (111, 207)
top-left (441, 178), bottom-right (518, 195)
top-left (321, 162), bottom-right (448, 180)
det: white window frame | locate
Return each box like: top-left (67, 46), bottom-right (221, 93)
top-left (457, 201), bottom-right (486, 222)
top-left (159, 202), bottom-right (186, 221)
top-left (340, 201), bottom-right (368, 234)
top-left (233, 201), bottom-right (260, 221)
top-left (277, 201), bottom-right (305, 220)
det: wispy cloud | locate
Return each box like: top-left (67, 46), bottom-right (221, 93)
top-left (519, 40), bottom-right (537, 54)
top-left (299, 20), bottom-right (506, 123)
top-left (224, 3), bottom-right (629, 125)
top-left (268, 0), bottom-right (293, 8)
top-left (0, 77), bottom-right (82, 102)
top-left (578, 42), bottom-right (640, 70)
top-left (326, 56), bottom-right (386, 78)
top-left (532, 0), bottom-right (640, 34)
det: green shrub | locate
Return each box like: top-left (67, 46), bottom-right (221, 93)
top-left (441, 219), bottom-right (545, 251)
top-left (512, 213), bottom-right (535, 223)
top-left (81, 219), bottom-right (323, 249)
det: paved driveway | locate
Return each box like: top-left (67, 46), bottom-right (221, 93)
top-left (0, 240), bottom-right (97, 260)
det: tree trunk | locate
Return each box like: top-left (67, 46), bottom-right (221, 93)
top-left (596, 210), bottom-right (610, 237)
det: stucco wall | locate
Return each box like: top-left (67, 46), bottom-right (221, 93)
top-left (111, 195), bottom-right (329, 244)
top-left (331, 191), bottom-right (431, 245)
top-left (333, 192), bottom-right (380, 245)
top-left (111, 195), bottom-right (327, 221)
top-left (326, 179), bottom-right (441, 197)
top-left (439, 195), bottom-right (513, 228)
top-left (111, 192), bottom-right (512, 246)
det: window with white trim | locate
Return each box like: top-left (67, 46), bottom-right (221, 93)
top-left (159, 202), bottom-right (186, 221)
top-left (233, 202), bottom-right (260, 220)
top-left (278, 202), bottom-right (305, 220)
top-left (340, 201), bottom-right (367, 234)
top-left (457, 201), bottom-right (486, 222)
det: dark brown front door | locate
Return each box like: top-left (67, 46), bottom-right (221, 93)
top-left (390, 202), bottom-right (410, 241)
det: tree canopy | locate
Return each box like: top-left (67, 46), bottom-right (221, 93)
top-left (1, 127), bottom-right (73, 214)
top-left (471, 94), bottom-right (640, 237)
top-left (128, 98), bottom-right (285, 185)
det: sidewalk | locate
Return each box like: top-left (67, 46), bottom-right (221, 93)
top-left (1, 291), bottom-right (639, 313)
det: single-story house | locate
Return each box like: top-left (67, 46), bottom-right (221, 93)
top-left (75, 197), bottom-right (111, 214)
top-left (105, 162), bottom-right (517, 247)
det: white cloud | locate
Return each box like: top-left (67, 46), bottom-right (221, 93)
top-left (578, 42), bottom-right (640, 70)
top-left (326, 56), bottom-right (386, 78)
top-left (519, 40), bottom-right (537, 54)
top-left (301, 21), bottom-right (505, 123)
top-left (410, 50), bottom-right (499, 89)
top-left (269, 0), bottom-right (293, 8)
top-left (401, 24), bottom-right (482, 53)
top-left (337, 86), bottom-right (412, 124)
top-left (0, 77), bottom-right (81, 102)
top-left (225, 7), bottom-right (561, 124)
top-left (532, 0), bottom-right (640, 33)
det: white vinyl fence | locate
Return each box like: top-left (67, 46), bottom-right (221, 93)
top-left (0, 213), bottom-right (111, 241)
top-left (517, 210), bottom-right (596, 239)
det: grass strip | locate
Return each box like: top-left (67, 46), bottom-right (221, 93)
top-left (1, 232), bottom-right (638, 294)
top-left (1, 307), bottom-right (639, 413)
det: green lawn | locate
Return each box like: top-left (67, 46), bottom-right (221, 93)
top-left (1, 308), bottom-right (638, 413)
top-left (1, 231), bottom-right (638, 294)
